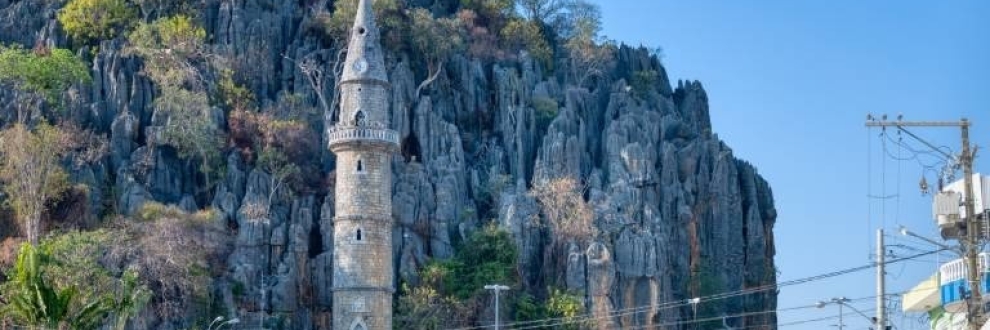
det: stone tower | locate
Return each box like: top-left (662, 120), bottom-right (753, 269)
top-left (326, 0), bottom-right (399, 328)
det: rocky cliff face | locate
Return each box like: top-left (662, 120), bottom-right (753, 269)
top-left (0, 0), bottom-right (776, 329)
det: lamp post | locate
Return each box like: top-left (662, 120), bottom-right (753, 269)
top-left (818, 298), bottom-right (849, 330)
top-left (899, 225), bottom-right (960, 253)
top-left (818, 297), bottom-right (875, 330)
top-left (208, 316), bottom-right (224, 330)
top-left (485, 284), bottom-right (510, 330)
top-left (208, 316), bottom-right (240, 330)
top-left (217, 318), bottom-right (240, 329)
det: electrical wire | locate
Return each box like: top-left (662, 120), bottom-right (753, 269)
top-left (883, 128), bottom-right (888, 231)
top-left (881, 130), bottom-right (952, 168)
top-left (555, 305), bottom-right (880, 330)
top-left (448, 248), bottom-right (948, 330)
top-left (869, 125), bottom-right (875, 261)
top-left (896, 131), bottom-right (903, 228)
top-left (509, 291), bottom-right (916, 330)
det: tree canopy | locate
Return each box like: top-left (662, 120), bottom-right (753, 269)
top-left (0, 123), bottom-right (74, 245)
top-left (58, 0), bottom-right (139, 45)
top-left (0, 44), bottom-right (90, 118)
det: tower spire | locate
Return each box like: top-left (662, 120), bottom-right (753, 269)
top-left (341, 0), bottom-right (388, 84)
top-left (327, 1), bottom-right (398, 329)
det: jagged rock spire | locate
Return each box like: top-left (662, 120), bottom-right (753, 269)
top-left (341, 0), bottom-right (388, 84)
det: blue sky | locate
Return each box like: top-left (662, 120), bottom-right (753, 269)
top-left (594, 1), bottom-right (990, 329)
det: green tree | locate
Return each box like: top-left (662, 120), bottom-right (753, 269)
top-left (394, 223), bottom-right (519, 327)
top-left (630, 69), bottom-right (659, 97)
top-left (58, 0), bottom-right (138, 45)
top-left (39, 230), bottom-right (117, 298)
top-left (692, 264), bottom-right (726, 329)
top-left (517, 0), bottom-right (568, 26)
top-left (500, 18), bottom-right (553, 68)
top-left (409, 8), bottom-right (466, 97)
top-left (0, 123), bottom-right (74, 245)
top-left (217, 69), bottom-right (256, 113)
top-left (126, 15), bottom-right (210, 90)
top-left (512, 288), bottom-right (587, 329)
top-left (546, 288), bottom-right (586, 330)
top-left (2, 243), bottom-right (112, 330)
top-left (0, 45), bottom-right (90, 120)
top-left (394, 283), bottom-right (469, 329)
top-left (127, 16), bottom-right (225, 188)
top-left (35, 230), bottom-right (150, 330)
top-left (152, 87), bottom-right (224, 187)
top-left (532, 95), bottom-right (558, 132)
top-left (450, 223), bottom-right (518, 299)
top-left (242, 148), bottom-right (300, 219)
top-left (561, 0), bottom-right (613, 87)
top-left (131, 0), bottom-right (193, 20)
top-left (109, 270), bottom-right (151, 330)
top-left (460, 0), bottom-right (514, 21)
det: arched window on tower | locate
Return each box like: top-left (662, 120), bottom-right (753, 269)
top-left (353, 110), bottom-right (366, 126)
top-left (356, 229), bottom-right (362, 241)
top-left (356, 159), bottom-right (364, 173)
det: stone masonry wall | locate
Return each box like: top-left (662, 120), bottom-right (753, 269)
top-left (340, 83), bottom-right (389, 125)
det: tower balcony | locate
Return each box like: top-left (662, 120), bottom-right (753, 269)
top-left (327, 123), bottom-right (399, 152)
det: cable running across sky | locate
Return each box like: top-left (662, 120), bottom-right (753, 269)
top-left (447, 247), bottom-right (948, 330)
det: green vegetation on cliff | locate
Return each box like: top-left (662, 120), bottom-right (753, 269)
top-left (0, 0), bottom-right (778, 328)
top-left (58, 0), bottom-right (138, 45)
top-left (0, 44), bottom-right (89, 118)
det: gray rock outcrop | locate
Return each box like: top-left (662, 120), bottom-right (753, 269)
top-left (0, 1), bottom-right (777, 329)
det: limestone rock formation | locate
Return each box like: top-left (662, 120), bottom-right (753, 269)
top-left (0, 1), bottom-right (777, 329)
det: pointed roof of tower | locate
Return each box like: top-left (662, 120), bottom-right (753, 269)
top-left (340, 0), bottom-right (388, 84)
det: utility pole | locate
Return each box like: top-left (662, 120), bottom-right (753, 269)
top-left (866, 116), bottom-right (981, 330)
top-left (838, 301), bottom-right (845, 330)
top-left (485, 284), bottom-right (510, 330)
top-left (877, 229), bottom-right (885, 330)
top-left (960, 120), bottom-right (982, 329)
top-left (818, 297), bottom-right (867, 330)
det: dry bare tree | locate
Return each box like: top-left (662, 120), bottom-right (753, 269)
top-left (107, 208), bottom-right (231, 320)
top-left (531, 176), bottom-right (595, 244)
top-left (530, 176), bottom-right (596, 284)
top-left (0, 123), bottom-right (74, 245)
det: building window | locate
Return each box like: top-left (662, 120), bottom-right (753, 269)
top-left (356, 229), bottom-right (362, 241)
top-left (350, 319), bottom-right (368, 330)
top-left (354, 110), bottom-right (366, 126)
top-left (356, 159), bottom-right (364, 173)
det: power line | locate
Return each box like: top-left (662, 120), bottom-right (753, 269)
top-left (881, 131), bottom-right (950, 168)
top-left (446, 248), bottom-right (947, 330)
top-left (549, 304), bottom-right (880, 330)
top-left (504, 290), bottom-right (919, 330)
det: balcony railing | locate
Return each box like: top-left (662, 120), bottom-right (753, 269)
top-left (327, 125), bottom-right (400, 147)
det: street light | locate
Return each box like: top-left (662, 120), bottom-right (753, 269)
top-left (818, 297), bottom-right (877, 330)
top-left (899, 225), bottom-right (959, 253)
top-left (208, 316), bottom-right (240, 330)
top-left (485, 284), bottom-right (510, 330)
top-left (218, 318), bottom-right (240, 329)
top-left (208, 316), bottom-right (224, 330)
